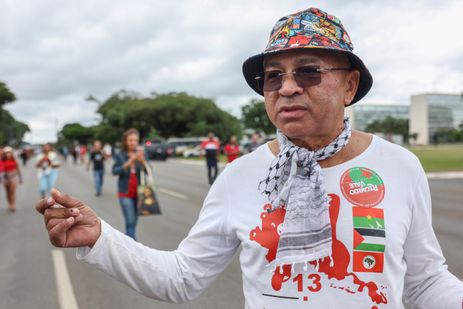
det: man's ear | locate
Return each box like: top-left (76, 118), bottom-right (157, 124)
top-left (344, 70), bottom-right (360, 106)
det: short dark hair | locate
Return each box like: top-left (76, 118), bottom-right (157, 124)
top-left (121, 128), bottom-right (139, 152)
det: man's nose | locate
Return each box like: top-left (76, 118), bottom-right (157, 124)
top-left (278, 74), bottom-right (303, 96)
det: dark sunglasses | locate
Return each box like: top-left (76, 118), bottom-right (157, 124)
top-left (254, 66), bottom-right (352, 92)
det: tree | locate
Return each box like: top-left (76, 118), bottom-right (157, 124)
top-left (432, 128), bottom-right (462, 144)
top-left (0, 81), bottom-right (29, 146)
top-left (58, 123), bottom-right (94, 145)
top-left (94, 91), bottom-right (242, 142)
top-left (241, 99), bottom-right (275, 135)
top-left (0, 109), bottom-right (30, 146)
top-left (0, 81), bottom-right (16, 106)
top-left (365, 116), bottom-right (409, 143)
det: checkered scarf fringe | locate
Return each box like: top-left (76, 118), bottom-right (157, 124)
top-left (259, 117), bottom-right (352, 268)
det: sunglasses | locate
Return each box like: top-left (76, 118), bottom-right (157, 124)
top-left (254, 66), bottom-right (352, 92)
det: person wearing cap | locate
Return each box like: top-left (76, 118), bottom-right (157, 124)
top-left (35, 8), bottom-right (463, 308)
top-left (1, 146), bottom-right (22, 212)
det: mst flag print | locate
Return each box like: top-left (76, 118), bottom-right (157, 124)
top-left (352, 207), bottom-right (385, 272)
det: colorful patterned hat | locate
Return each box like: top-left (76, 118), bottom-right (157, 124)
top-left (242, 8), bottom-right (372, 105)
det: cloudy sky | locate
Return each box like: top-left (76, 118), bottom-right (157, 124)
top-left (1, 0), bottom-right (462, 143)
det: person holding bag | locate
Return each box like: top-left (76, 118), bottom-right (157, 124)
top-left (112, 128), bottom-right (146, 240)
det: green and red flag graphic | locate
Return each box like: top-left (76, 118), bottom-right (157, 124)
top-left (352, 206), bottom-right (385, 273)
top-left (340, 167), bottom-right (385, 208)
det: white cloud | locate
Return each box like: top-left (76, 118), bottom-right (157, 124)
top-left (1, 0), bottom-right (462, 143)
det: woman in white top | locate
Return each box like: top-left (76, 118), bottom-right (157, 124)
top-left (35, 143), bottom-right (60, 198)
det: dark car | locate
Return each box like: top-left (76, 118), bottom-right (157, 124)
top-left (144, 140), bottom-right (174, 161)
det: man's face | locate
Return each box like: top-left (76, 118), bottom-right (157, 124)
top-left (262, 49), bottom-right (359, 146)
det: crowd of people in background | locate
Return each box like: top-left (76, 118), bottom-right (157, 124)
top-left (0, 132), bottom-right (263, 217)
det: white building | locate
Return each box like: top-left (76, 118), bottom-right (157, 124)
top-left (409, 93), bottom-right (463, 145)
top-left (345, 103), bottom-right (409, 131)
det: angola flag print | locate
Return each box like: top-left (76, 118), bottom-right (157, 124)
top-left (352, 207), bottom-right (385, 273)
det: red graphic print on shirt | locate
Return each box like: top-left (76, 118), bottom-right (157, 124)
top-left (250, 194), bottom-right (388, 306)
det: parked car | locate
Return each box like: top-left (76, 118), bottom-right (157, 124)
top-left (144, 140), bottom-right (174, 161)
top-left (166, 137), bottom-right (204, 156)
top-left (182, 145), bottom-right (202, 158)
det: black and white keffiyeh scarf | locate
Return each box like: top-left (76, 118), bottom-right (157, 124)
top-left (260, 117), bottom-right (352, 268)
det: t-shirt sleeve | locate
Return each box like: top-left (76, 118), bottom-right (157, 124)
top-left (403, 165), bottom-right (463, 308)
top-left (76, 167), bottom-right (240, 303)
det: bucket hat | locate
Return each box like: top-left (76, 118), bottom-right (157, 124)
top-left (242, 7), bottom-right (372, 105)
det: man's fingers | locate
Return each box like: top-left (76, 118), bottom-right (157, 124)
top-left (35, 197), bottom-right (56, 214)
top-left (49, 217), bottom-right (75, 247)
top-left (51, 188), bottom-right (84, 209)
top-left (44, 207), bottom-right (80, 223)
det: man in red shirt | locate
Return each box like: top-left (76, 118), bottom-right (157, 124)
top-left (200, 132), bottom-right (220, 184)
top-left (224, 135), bottom-right (240, 163)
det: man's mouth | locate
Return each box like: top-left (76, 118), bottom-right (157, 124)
top-left (278, 105), bottom-right (308, 117)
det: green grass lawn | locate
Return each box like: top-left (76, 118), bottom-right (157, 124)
top-left (407, 145), bottom-right (463, 172)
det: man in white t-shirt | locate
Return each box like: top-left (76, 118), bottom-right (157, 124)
top-left (36, 7), bottom-right (463, 308)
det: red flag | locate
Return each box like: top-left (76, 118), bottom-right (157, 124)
top-left (353, 251), bottom-right (384, 273)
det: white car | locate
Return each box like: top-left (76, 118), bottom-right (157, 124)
top-left (182, 146), bottom-right (202, 158)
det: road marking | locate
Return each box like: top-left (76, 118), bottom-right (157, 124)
top-left (52, 249), bottom-right (79, 309)
top-left (158, 187), bottom-right (188, 200)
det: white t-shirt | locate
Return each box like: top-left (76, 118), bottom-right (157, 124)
top-left (77, 135), bottom-right (463, 308)
top-left (36, 151), bottom-right (60, 178)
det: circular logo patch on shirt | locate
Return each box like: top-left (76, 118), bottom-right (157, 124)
top-left (362, 255), bottom-right (376, 270)
top-left (340, 167), bottom-right (385, 208)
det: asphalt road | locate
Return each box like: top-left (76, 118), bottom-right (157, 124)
top-left (0, 157), bottom-right (462, 309)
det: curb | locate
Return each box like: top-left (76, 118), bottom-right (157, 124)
top-left (426, 172), bottom-right (463, 179)
top-left (171, 159), bottom-right (463, 179)
top-left (169, 159), bottom-right (226, 167)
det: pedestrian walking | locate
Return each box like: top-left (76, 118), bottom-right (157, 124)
top-left (71, 145), bottom-right (78, 165)
top-left (2, 146), bottom-right (22, 212)
top-left (19, 148), bottom-right (29, 166)
top-left (246, 133), bottom-right (261, 153)
top-left (103, 143), bottom-right (113, 160)
top-left (200, 132), bottom-right (220, 184)
top-left (79, 144), bottom-right (87, 165)
top-left (86, 140), bottom-right (105, 196)
top-left (0, 148), bottom-right (4, 188)
top-left (224, 135), bottom-right (240, 163)
top-left (35, 143), bottom-right (60, 198)
top-left (61, 146), bottom-right (69, 164)
top-left (36, 7), bottom-right (463, 308)
top-left (112, 128), bottom-right (146, 240)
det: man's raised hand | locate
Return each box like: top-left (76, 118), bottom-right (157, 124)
top-left (35, 188), bottom-right (101, 248)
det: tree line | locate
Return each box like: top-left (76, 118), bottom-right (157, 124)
top-left (59, 91), bottom-right (275, 146)
top-left (0, 82), bottom-right (30, 146)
